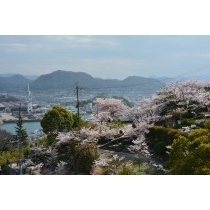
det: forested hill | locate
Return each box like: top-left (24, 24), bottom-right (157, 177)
top-left (0, 70), bottom-right (165, 95)
top-left (0, 74), bottom-right (31, 92)
top-left (30, 70), bottom-right (164, 93)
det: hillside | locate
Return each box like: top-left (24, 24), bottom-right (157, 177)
top-left (0, 74), bottom-right (31, 92)
top-left (30, 70), bottom-right (100, 89)
top-left (30, 70), bottom-right (164, 94)
top-left (0, 70), bottom-right (165, 98)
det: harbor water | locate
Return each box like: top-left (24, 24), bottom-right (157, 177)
top-left (0, 121), bottom-right (42, 135)
top-left (0, 113), bottom-right (91, 135)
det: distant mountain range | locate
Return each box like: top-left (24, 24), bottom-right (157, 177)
top-left (0, 73), bottom-right (39, 81)
top-left (30, 70), bottom-right (164, 95)
top-left (0, 70), bottom-right (165, 96)
top-left (149, 76), bottom-right (187, 84)
top-left (2, 70), bottom-right (210, 95)
top-left (150, 75), bottom-right (210, 84)
top-left (0, 74), bottom-right (31, 92)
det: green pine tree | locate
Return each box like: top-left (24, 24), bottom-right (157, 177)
top-left (15, 105), bottom-right (28, 148)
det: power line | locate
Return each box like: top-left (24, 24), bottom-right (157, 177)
top-left (82, 82), bottom-right (165, 91)
top-left (162, 65), bottom-right (210, 84)
top-left (70, 66), bottom-right (210, 105)
top-left (177, 65), bottom-right (210, 77)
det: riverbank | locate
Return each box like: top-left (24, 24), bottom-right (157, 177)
top-left (0, 113), bottom-right (17, 124)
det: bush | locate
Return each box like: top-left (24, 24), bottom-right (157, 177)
top-left (22, 145), bottom-right (30, 156)
top-left (35, 136), bottom-right (48, 147)
top-left (41, 105), bottom-right (74, 134)
top-left (181, 118), bottom-right (195, 126)
top-left (146, 126), bottom-right (185, 159)
top-left (167, 129), bottom-right (210, 174)
top-left (47, 134), bottom-right (57, 146)
top-left (73, 143), bottom-right (100, 174)
top-left (153, 142), bottom-right (166, 156)
top-left (0, 129), bottom-right (13, 151)
top-left (204, 120), bottom-right (210, 131)
top-left (0, 150), bottom-right (23, 167)
top-left (116, 166), bottom-right (136, 175)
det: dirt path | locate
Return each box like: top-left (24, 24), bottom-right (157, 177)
top-left (100, 149), bottom-right (151, 163)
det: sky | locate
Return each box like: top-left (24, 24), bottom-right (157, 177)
top-left (1, 35), bottom-right (210, 80)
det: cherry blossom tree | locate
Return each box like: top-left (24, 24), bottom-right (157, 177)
top-left (155, 80), bottom-right (210, 115)
top-left (127, 122), bottom-right (151, 157)
top-left (91, 111), bottom-right (112, 125)
top-left (56, 124), bottom-right (123, 145)
top-left (132, 80), bottom-right (210, 126)
top-left (93, 98), bottom-right (129, 122)
top-left (126, 80), bottom-right (210, 163)
top-left (132, 96), bottom-right (163, 124)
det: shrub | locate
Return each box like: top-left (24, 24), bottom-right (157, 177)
top-left (35, 136), bottom-right (48, 147)
top-left (146, 126), bottom-right (185, 159)
top-left (116, 166), bottom-right (136, 175)
top-left (204, 120), bottom-right (210, 131)
top-left (153, 142), bottom-right (166, 156)
top-left (41, 105), bottom-right (74, 134)
top-left (73, 143), bottom-right (100, 174)
top-left (0, 129), bottom-right (13, 151)
top-left (22, 145), bottom-right (30, 156)
top-left (167, 130), bottom-right (210, 174)
top-left (0, 150), bottom-right (23, 167)
top-left (181, 118), bottom-right (195, 126)
top-left (47, 134), bottom-right (57, 146)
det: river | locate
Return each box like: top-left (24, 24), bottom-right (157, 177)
top-left (0, 121), bottom-right (42, 135)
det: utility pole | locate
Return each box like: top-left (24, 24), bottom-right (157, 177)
top-left (18, 102), bottom-right (22, 175)
top-left (97, 102), bottom-right (99, 118)
top-left (75, 83), bottom-right (80, 129)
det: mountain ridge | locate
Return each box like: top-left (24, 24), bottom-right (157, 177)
top-left (0, 74), bottom-right (31, 92)
top-left (0, 70), bottom-right (165, 97)
top-left (30, 70), bottom-right (164, 91)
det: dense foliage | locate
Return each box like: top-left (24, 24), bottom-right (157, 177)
top-left (0, 129), bottom-right (13, 151)
top-left (146, 126), bottom-right (186, 158)
top-left (41, 105), bottom-right (74, 134)
top-left (71, 142), bottom-right (100, 174)
top-left (167, 126), bottom-right (210, 174)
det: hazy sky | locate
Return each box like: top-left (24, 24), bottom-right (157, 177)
top-left (1, 35), bottom-right (210, 79)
